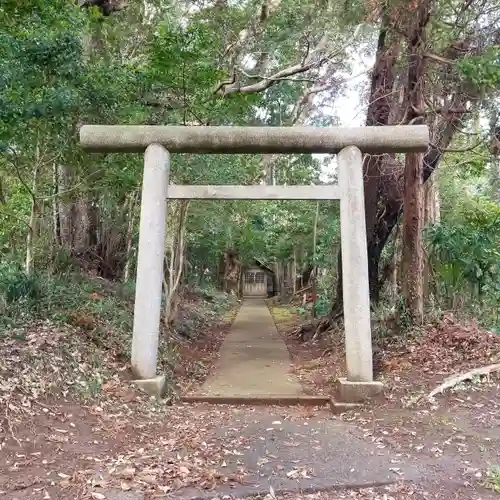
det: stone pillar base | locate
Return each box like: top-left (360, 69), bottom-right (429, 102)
top-left (336, 378), bottom-right (383, 403)
top-left (132, 375), bottom-right (167, 397)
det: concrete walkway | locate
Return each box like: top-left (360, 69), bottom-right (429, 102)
top-left (199, 298), bottom-right (303, 397)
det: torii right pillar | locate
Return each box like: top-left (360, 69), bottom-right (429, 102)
top-left (336, 145), bottom-right (383, 404)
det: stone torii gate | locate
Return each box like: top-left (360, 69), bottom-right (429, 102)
top-left (80, 124), bottom-right (429, 402)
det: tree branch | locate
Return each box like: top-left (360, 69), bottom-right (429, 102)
top-left (218, 32), bottom-right (332, 95)
top-left (435, 139), bottom-right (487, 153)
top-left (238, 68), bottom-right (317, 84)
top-left (219, 55), bottom-right (331, 95)
top-left (423, 52), bottom-right (454, 65)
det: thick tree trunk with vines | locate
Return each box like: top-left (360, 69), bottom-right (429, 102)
top-left (323, 1), bottom-right (455, 333)
top-left (323, 17), bottom-right (401, 328)
top-left (400, 0), bottom-right (430, 324)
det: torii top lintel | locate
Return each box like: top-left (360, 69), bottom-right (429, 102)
top-left (79, 125), bottom-right (429, 154)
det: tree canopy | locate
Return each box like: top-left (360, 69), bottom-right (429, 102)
top-left (0, 0), bottom-right (499, 331)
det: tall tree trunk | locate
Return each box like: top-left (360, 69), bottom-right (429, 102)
top-left (55, 11), bottom-right (105, 262)
top-left (400, 0), bottom-right (431, 324)
top-left (401, 151), bottom-right (424, 322)
top-left (164, 200), bottom-right (190, 326)
top-left (52, 162), bottom-right (61, 247)
top-left (311, 201), bottom-right (319, 318)
top-left (362, 15), bottom-right (402, 304)
top-left (292, 248), bottom-right (297, 294)
top-left (327, 15), bottom-right (401, 320)
top-left (489, 109), bottom-right (500, 202)
top-left (263, 154), bottom-right (276, 185)
top-left (0, 177), bottom-right (6, 205)
top-left (223, 248), bottom-right (241, 296)
top-left (25, 148), bottom-right (40, 275)
top-left (57, 162), bottom-right (100, 262)
top-left (326, 2), bottom-right (458, 328)
top-left (58, 164), bottom-right (73, 249)
top-left (422, 174), bottom-right (440, 298)
top-left (123, 190), bottom-right (139, 282)
top-left (423, 174), bottom-right (440, 225)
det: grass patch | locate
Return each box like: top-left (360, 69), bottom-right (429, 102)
top-left (487, 466), bottom-right (500, 493)
top-left (269, 305), bottom-right (300, 325)
top-left (221, 308), bottom-right (237, 322)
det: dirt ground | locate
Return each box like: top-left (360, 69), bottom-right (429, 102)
top-left (1, 301), bottom-right (500, 499)
top-left (2, 389), bottom-right (499, 500)
top-left (270, 303), bottom-right (500, 498)
top-left (0, 308), bottom-right (240, 499)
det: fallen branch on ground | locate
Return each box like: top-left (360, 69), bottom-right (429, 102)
top-left (293, 285), bottom-right (312, 296)
top-left (427, 363), bottom-right (500, 401)
top-left (3, 390), bottom-right (22, 448)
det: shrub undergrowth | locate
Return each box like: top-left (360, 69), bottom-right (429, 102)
top-left (0, 265), bottom-right (234, 391)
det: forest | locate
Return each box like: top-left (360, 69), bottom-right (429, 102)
top-left (1, 0), bottom-right (499, 335)
top-left (0, 0), bottom-right (500, 497)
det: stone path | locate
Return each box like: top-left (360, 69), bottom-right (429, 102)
top-left (102, 405), bottom-right (481, 500)
top-left (174, 408), bottom-right (426, 499)
top-left (200, 298), bottom-right (303, 397)
top-left (95, 300), bottom-right (499, 500)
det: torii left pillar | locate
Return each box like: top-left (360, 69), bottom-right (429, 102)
top-left (131, 143), bottom-right (169, 396)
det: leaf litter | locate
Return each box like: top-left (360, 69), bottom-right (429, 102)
top-left (0, 306), bottom-right (251, 498)
top-left (271, 307), bottom-right (500, 499)
top-left (2, 305), bottom-right (500, 499)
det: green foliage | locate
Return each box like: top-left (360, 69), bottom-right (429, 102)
top-left (0, 0), bottom-right (347, 298)
top-left (0, 263), bottom-right (40, 304)
top-left (0, 1), bottom-right (85, 144)
top-left (426, 195), bottom-right (500, 331)
top-left (426, 221), bottom-right (499, 295)
top-left (313, 293), bottom-right (330, 317)
top-left (0, 271), bottom-right (128, 329)
top-left (0, 182), bottom-right (31, 253)
top-left (296, 306), bottom-right (308, 321)
top-left (460, 197), bottom-right (500, 229)
top-left (486, 466), bottom-right (500, 493)
top-left (0, 0), bottom-right (498, 345)
top-left (457, 45), bottom-right (500, 92)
